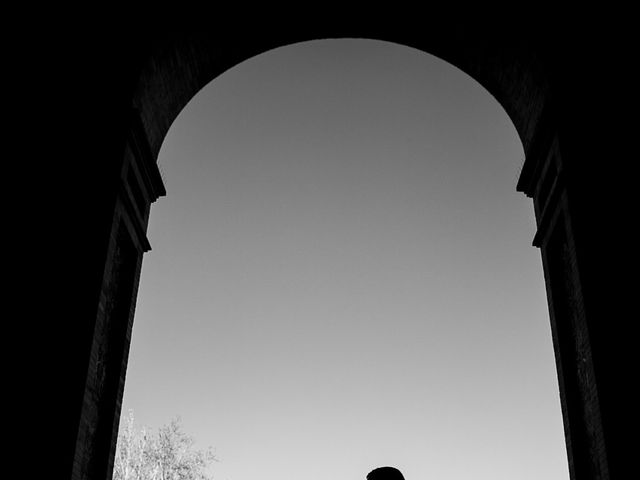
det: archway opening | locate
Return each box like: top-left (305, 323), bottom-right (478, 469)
top-left (121, 39), bottom-right (568, 480)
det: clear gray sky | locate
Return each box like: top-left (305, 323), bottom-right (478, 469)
top-left (121, 39), bottom-right (569, 480)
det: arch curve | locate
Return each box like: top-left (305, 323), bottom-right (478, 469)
top-left (131, 30), bottom-right (551, 164)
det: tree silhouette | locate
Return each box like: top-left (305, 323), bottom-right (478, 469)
top-left (113, 410), bottom-right (216, 480)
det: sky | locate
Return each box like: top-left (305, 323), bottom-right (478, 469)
top-left (120, 39), bottom-right (569, 480)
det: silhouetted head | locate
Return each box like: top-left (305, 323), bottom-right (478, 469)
top-left (367, 466), bottom-right (405, 480)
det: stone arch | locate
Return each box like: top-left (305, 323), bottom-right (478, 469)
top-left (62, 26), bottom-right (618, 480)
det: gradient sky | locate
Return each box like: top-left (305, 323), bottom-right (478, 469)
top-left (120, 39), bottom-right (569, 480)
